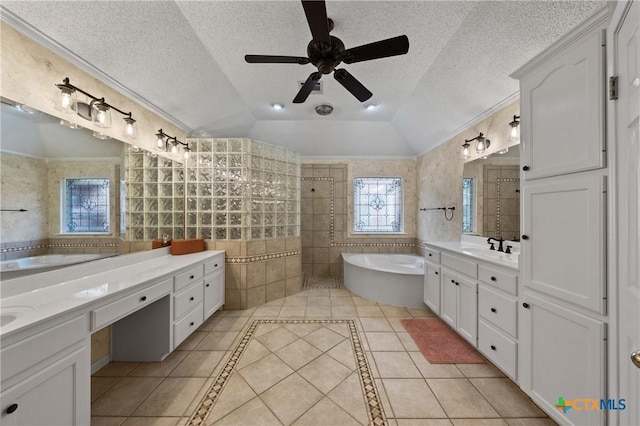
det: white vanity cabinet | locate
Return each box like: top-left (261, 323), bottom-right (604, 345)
top-left (173, 265), bottom-right (205, 348)
top-left (511, 7), bottom-right (610, 425)
top-left (439, 253), bottom-right (478, 346)
top-left (203, 255), bottom-right (225, 319)
top-left (0, 315), bottom-right (90, 426)
top-left (423, 246), bottom-right (441, 314)
top-left (477, 263), bottom-right (519, 380)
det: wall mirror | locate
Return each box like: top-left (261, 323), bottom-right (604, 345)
top-left (462, 144), bottom-right (520, 241)
top-left (0, 97), bottom-right (127, 247)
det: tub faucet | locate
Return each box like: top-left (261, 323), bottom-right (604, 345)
top-left (487, 237), bottom-right (505, 252)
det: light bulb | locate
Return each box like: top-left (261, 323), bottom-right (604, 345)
top-left (508, 124), bottom-right (520, 142)
top-left (171, 142), bottom-right (178, 154)
top-left (463, 145), bottom-right (470, 158)
top-left (122, 117), bottom-right (137, 140)
top-left (183, 148), bottom-right (190, 160)
top-left (55, 86), bottom-right (76, 114)
top-left (91, 103), bottom-right (111, 128)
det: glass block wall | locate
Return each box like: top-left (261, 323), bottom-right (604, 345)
top-left (125, 149), bottom-right (185, 241)
top-left (124, 138), bottom-right (300, 241)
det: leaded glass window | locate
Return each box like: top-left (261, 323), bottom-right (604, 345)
top-left (462, 177), bottom-right (474, 233)
top-left (354, 177), bottom-right (403, 233)
top-left (62, 178), bottom-right (110, 233)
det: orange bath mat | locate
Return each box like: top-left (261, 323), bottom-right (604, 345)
top-left (401, 318), bottom-right (484, 364)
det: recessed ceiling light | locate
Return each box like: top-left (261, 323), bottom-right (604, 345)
top-left (271, 103), bottom-right (284, 110)
top-left (364, 103), bottom-right (378, 110)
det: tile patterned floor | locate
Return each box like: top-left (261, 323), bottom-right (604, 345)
top-left (91, 287), bottom-right (556, 426)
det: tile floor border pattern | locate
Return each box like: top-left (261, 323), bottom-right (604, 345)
top-left (185, 319), bottom-right (387, 426)
top-left (302, 275), bottom-right (342, 289)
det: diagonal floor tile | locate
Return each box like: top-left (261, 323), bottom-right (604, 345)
top-left (292, 397), bottom-right (362, 426)
top-left (275, 338), bottom-right (323, 371)
top-left (326, 338), bottom-right (357, 370)
top-left (327, 372), bottom-right (370, 425)
top-left (238, 353), bottom-right (294, 394)
top-left (303, 326), bottom-right (346, 352)
top-left (212, 396), bottom-right (282, 426)
top-left (234, 339), bottom-right (271, 370)
top-left (261, 373), bottom-right (324, 425)
top-left (298, 354), bottom-right (353, 394)
top-left (255, 326), bottom-right (299, 352)
top-left (208, 374), bottom-right (258, 423)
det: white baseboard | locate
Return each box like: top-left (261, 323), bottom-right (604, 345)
top-left (91, 355), bottom-right (111, 375)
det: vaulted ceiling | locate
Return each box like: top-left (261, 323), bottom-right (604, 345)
top-left (1, 1), bottom-right (605, 157)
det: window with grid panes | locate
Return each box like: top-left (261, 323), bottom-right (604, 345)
top-left (62, 178), bottom-right (110, 233)
top-left (353, 177), bottom-right (403, 233)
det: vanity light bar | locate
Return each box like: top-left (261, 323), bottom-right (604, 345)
top-left (155, 129), bottom-right (191, 160)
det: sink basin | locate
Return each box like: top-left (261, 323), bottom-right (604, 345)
top-left (461, 247), bottom-right (519, 264)
top-left (0, 306), bottom-right (35, 328)
top-left (0, 314), bottom-right (17, 327)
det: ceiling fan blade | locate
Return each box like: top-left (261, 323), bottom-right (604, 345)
top-left (245, 55), bottom-right (310, 64)
top-left (342, 35), bottom-right (409, 64)
top-left (293, 72), bottom-right (323, 103)
top-left (301, 0), bottom-right (330, 45)
top-left (333, 69), bottom-right (372, 102)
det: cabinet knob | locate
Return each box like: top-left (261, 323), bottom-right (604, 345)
top-left (190, 275), bottom-right (195, 279)
top-left (206, 283), bottom-right (210, 287)
top-left (523, 302), bottom-right (530, 309)
top-left (428, 253), bottom-right (432, 257)
top-left (215, 264), bottom-right (218, 267)
top-left (490, 345), bottom-right (497, 351)
top-left (451, 279), bottom-right (455, 283)
top-left (190, 321), bottom-right (194, 326)
top-left (6, 403), bottom-right (18, 414)
top-left (190, 296), bottom-right (194, 301)
top-left (521, 235), bottom-right (529, 240)
top-left (140, 296), bottom-right (147, 302)
top-left (522, 166), bottom-right (530, 171)
top-left (435, 271), bottom-right (438, 275)
top-left (490, 307), bottom-right (497, 313)
top-left (455, 281), bottom-right (459, 286)
top-left (490, 276), bottom-right (496, 282)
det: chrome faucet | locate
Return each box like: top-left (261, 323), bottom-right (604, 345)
top-left (487, 237), bottom-right (505, 252)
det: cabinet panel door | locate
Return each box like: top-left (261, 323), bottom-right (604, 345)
top-left (423, 263), bottom-right (440, 315)
top-left (456, 274), bottom-right (478, 346)
top-left (204, 269), bottom-right (224, 319)
top-left (520, 293), bottom-right (606, 426)
top-left (520, 29), bottom-right (605, 180)
top-left (440, 269), bottom-right (457, 329)
top-left (0, 346), bottom-right (89, 426)
top-left (522, 173), bottom-right (606, 314)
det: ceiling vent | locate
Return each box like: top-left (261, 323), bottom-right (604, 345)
top-left (315, 104), bottom-right (333, 116)
top-left (298, 80), bottom-right (322, 94)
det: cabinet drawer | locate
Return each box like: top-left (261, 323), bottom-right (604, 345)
top-left (478, 265), bottom-right (517, 295)
top-left (1, 315), bottom-right (87, 383)
top-left (174, 266), bottom-right (203, 291)
top-left (478, 285), bottom-right (517, 337)
top-left (204, 256), bottom-right (224, 275)
top-left (478, 319), bottom-right (517, 379)
top-left (174, 280), bottom-right (203, 320)
top-left (424, 247), bottom-right (440, 264)
top-left (92, 278), bottom-right (172, 330)
top-left (174, 304), bottom-right (203, 348)
top-left (441, 253), bottom-right (477, 278)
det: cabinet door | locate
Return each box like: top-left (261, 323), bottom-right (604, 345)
top-left (0, 345), bottom-right (90, 426)
top-left (423, 263), bottom-right (441, 314)
top-left (204, 269), bottom-right (224, 319)
top-left (520, 293), bottom-right (606, 426)
top-left (456, 274), bottom-right (478, 346)
top-left (520, 29), bottom-right (605, 180)
top-left (440, 269), bottom-right (457, 329)
top-left (522, 173), bottom-right (606, 314)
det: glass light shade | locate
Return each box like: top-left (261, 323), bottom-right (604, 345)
top-left (54, 86), bottom-right (76, 114)
top-left (91, 103), bottom-right (112, 128)
top-left (156, 134), bottom-right (165, 149)
top-left (171, 141), bottom-right (179, 154)
top-left (475, 137), bottom-right (489, 153)
top-left (183, 146), bottom-right (191, 160)
top-left (60, 119), bottom-right (80, 129)
top-left (93, 131), bottom-right (111, 140)
top-left (122, 117), bottom-right (137, 139)
top-left (508, 123), bottom-right (520, 142)
top-left (461, 142), bottom-right (471, 159)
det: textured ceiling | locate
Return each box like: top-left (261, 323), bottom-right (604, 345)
top-left (1, 1), bottom-right (605, 157)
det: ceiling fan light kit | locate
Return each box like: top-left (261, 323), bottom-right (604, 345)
top-left (315, 104), bottom-right (333, 116)
top-left (245, 0), bottom-right (409, 104)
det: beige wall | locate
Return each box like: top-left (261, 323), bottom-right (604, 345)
top-left (416, 100), bottom-right (520, 244)
top-left (0, 153), bottom-right (48, 243)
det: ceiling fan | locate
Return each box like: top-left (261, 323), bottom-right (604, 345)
top-left (245, 0), bottom-right (409, 104)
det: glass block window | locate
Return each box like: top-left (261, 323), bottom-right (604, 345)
top-left (62, 178), bottom-right (110, 233)
top-left (462, 177), bottom-right (474, 233)
top-left (354, 177), bottom-right (403, 233)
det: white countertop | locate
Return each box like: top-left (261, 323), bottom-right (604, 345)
top-left (0, 249), bottom-right (224, 339)
top-left (425, 239), bottom-right (519, 271)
